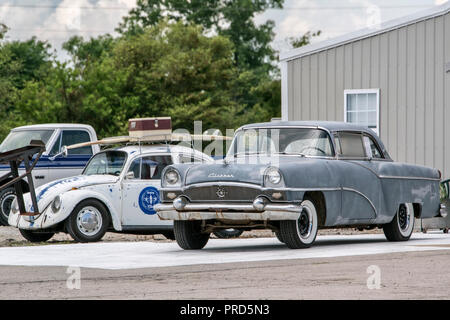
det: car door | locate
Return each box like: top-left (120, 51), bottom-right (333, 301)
top-left (46, 130), bottom-right (94, 182)
top-left (334, 131), bottom-right (381, 221)
top-left (121, 154), bottom-right (173, 226)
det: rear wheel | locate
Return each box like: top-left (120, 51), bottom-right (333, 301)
top-left (19, 229), bottom-right (54, 242)
top-left (383, 203), bottom-right (414, 241)
top-left (0, 187), bottom-right (15, 226)
top-left (213, 228), bottom-right (244, 239)
top-left (279, 199), bottom-right (318, 249)
top-left (65, 199), bottom-right (110, 243)
top-left (174, 220), bottom-right (210, 250)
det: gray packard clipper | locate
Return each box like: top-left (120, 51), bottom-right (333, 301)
top-left (155, 121), bottom-right (445, 250)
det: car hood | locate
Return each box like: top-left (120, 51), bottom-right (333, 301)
top-left (184, 156), bottom-right (298, 186)
top-left (28, 175), bottom-right (118, 212)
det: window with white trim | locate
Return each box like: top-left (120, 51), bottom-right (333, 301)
top-left (344, 89), bottom-right (380, 135)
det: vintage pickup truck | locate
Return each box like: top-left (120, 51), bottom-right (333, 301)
top-left (0, 124), bottom-right (99, 225)
top-left (156, 121), bottom-right (445, 250)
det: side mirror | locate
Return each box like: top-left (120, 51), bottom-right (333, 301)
top-left (125, 171), bottom-right (135, 180)
top-left (49, 146), bottom-right (68, 161)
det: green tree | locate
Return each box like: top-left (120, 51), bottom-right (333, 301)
top-left (117, 0), bottom-right (283, 72)
top-left (13, 22), bottom-right (241, 138)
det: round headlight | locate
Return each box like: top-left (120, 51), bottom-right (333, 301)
top-left (51, 195), bottom-right (62, 212)
top-left (165, 169), bottom-right (180, 185)
top-left (266, 168), bottom-right (282, 185)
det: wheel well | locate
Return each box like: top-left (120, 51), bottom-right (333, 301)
top-left (1, 178), bottom-right (29, 193)
top-left (303, 191), bottom-right (326, 226)
top-left (413, 203), bottom-right (422, 219)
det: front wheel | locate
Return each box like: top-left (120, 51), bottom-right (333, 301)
top-left (174, 220), bottom-right (210, 250)
top-left (383, 203), bottom-right (415, 241)
top-left (19, 229), bottom-right (54, 243)
top-left (65, 199), bottom-right (110, 243)
top-left (279, 199), bottom-right (319, 249)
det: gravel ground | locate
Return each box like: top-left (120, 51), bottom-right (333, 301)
top-left (0, 225), bottom-right (382, 247)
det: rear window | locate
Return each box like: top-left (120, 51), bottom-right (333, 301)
top-left (336, 132), bottom-right (366, 158)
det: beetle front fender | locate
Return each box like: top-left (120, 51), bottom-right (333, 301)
top-left (41, 189), bottom-right (122, 231)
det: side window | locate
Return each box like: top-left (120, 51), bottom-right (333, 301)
top-left (127, 158), bottom-right (141, 179)
top-left (179, 153), bottom-right (204, 164)
top-left (363, 135), bottom-right (383, 159)
top-left (127, 155), bottom-right (173, 180)
top-left (61, 130), bottom-right (92, 155)
top-left (337, 132), bottom-right (366, 158)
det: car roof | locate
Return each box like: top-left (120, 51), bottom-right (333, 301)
top-left (110, 144), bottom-right (212, 159)
top-left (12, 123), bottom-right (95, 131)
top-left (239, 121), bottom-right (376, 135)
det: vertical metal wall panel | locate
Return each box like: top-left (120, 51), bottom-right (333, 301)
top-left (301, 57), bottom-right (311, 120)
top-left (397, 28), bottom-right (407, 163)
top-left (434, 16), bottom-right (445, 174)
top-left (310, 55), bottom-right (319, 120)
top-left (406, 24), bottom-right (417, 165)
top-left (379, 33), bottom-right (389, 146)
top-left (285, 12), bottom-right (450, 176)
top-left (335, 46), bottom-right (345, 121)
top-left (388, 30), bottom-right (398, 160)
top-left (370, 37), bottom-right (380, 88)
top-left (352, 41), bottom-right (362, 88)
top-left (415, 21), bottom-right (426, 166)
top-left (445, 13), bottom-right (450, 177)
top-left (425, 19), bottom-right (435, 168)
top-left (362, 38), bottom-right (372, 88)
top-left (318, 51), bottom-right (327, 120)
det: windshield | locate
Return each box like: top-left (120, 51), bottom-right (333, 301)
top-left (0, 130), bottom-right (54, 153)
top-left (228, 128), bottom-right (334, 157)
top-left (82, 151), bottom-right (127, 176)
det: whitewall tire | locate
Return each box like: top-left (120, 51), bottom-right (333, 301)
top-left (279, 199), bottom-right (319, 249)
top-left (383, 203), bottom-right (415, 241)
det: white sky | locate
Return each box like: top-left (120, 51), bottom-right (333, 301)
top-left (0, 0), bottom-right (448, 61)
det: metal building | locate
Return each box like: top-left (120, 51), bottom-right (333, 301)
top-left (280, 2), bottom-right (450, 177)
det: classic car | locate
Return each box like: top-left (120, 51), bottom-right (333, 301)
top-left (156, 121), bottom-right (444, 249)
top-left (8, 144), bottom-right (214, 242)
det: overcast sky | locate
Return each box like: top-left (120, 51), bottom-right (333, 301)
top-left (0, 0), bottom-right (448, 61)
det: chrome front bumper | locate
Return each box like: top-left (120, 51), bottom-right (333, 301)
top-left (155, 201), bottom-right (303, 221)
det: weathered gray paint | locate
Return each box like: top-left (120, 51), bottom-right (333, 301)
top-left (285, 11), bottom-right (450, 178)
top-left (157, 121), bottom-right (441, 226)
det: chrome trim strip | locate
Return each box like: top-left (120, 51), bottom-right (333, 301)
top-left (378, 175), bottom-right (440, 181)
top-left (155, 202), bottom-right (303, 213)
top-left (342, 187), bottom-right (378, 217)
top-left (161, 182), bottom-right (342, 193)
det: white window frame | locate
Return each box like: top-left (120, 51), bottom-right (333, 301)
top-left (344, 89), bottom-right (380, 136)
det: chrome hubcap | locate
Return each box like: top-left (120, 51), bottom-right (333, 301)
top-left (398, 204), bottom-right (410, 231)
top-left (298, 207), bottom-right (312, 239)
top-left (76, 206), bottom-right (102, 236)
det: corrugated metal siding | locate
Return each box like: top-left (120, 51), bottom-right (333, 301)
top-left (287, 12), bottom-right (450, 177)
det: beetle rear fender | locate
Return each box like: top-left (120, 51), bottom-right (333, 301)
top-left (58, 190), bottom-right (120, 231)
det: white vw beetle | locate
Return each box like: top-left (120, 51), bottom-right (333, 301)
top-left (8, 144), bottom-right (214, 242)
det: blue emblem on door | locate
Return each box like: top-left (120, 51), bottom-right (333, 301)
top-left (138, 186), bottom-right (160, 215)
